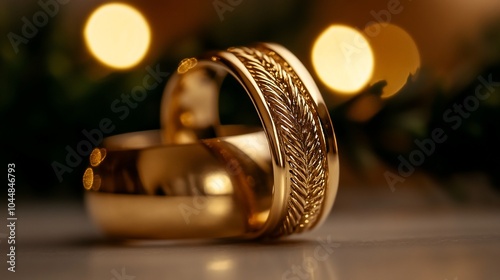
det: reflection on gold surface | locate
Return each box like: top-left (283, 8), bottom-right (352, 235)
top-left (205, 198), bottom-right (232, 217)
top-left (312, 25), bottom-right (374, 94)
top-left (83, 168), bottom-right (94, 190)
top-left (249, 210), bottom-right (270, 228)
top-left (84, 3), bottom-right (151, 69)
top-left (177, 69), bottom-right (219, 128)
top-left (89, 148), bottom-right (106, 167)
top-left (83, 167), bottom-right (102, 191)
top-left (173, 130), bottom-right (198, 144)
top-left (363, 23), bottom-right (420, 98)
top-left (180, 111), bottom-right (195, 127)
top-left (177, 58), bottom-right (198, 74)
top-left (204, 172), bottom-right (232, 195)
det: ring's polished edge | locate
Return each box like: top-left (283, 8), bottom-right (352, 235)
top-left (162, 43), bottom-right (339, 238)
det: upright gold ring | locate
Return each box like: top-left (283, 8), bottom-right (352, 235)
top-left (161, 43), bottom-right (339, 238)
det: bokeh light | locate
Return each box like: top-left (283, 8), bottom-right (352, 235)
top-left (364, 23), bottom-right (420, 98)
top-left (84, 3), bottom-right (151, 69)
top-left (312, 25), bottom-right (374, 94)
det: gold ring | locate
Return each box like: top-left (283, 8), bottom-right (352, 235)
top-left (161, 43), bottom-right (339, 238)
top-left (84, 126), bottom-right (275, 239)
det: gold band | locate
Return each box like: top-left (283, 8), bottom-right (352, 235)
top-left (85, 126), bottom-right (275, 239)
top-left (161, 43), bottom-right (339, 238)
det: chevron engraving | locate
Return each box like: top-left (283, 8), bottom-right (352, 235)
top-left (229, 46), bottom-right (328, 236)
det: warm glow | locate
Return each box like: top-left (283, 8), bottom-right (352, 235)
top-left (207, 259), bottom-right (234, 271)
top-left (312, 25), bottom-right (374, 94)
top-left (364, 23), bottom-right (420, 98)
top-left (83, 168), bottom-right (101, 191)
top-left (84, 3), bottom-right (151, 69)
top-left (204, 173), bottom-right (232, 195)
top-left (82, 168), bottom-right (93, 190)
top-left (89, 148), bottom-right (106, 167)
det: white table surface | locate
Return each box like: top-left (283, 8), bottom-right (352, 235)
top-left (2, 197), bottom-right (500, 280)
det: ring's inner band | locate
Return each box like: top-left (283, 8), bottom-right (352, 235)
top-left (85, 126), bottom-right (274, 239)
top-left (161, 64), bottom-right (234, 144)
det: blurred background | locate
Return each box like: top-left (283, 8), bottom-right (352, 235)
top-left (1, 0), bottom-right (500, 207)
